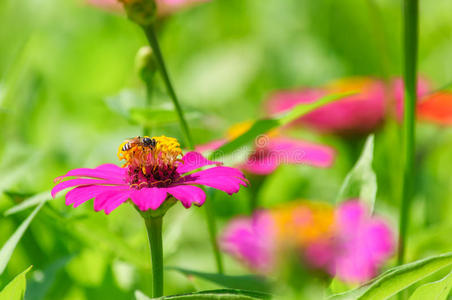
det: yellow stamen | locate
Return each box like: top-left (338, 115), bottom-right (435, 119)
top-left (117, 135), bottom-right (182, 168)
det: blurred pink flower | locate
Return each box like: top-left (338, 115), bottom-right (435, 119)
top-left (52, 136), bottom-right (247, 214)
top-left (220, 212), bottom-right (276, 273)
top-left (265, 78), bottom-right (386, 135)
top-left (220, 200), bottom-right (394, 283)
top-left (333, 200), bottom-right (394, 282)
top-left (87, 0), bottom-right (209, 14)
top-left (196, 122), bottom-right (335, 175)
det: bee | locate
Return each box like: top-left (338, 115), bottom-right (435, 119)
top-left (122, 136), bottom-right (157, 151)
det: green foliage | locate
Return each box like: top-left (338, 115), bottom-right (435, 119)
top-left (0, 203), bottom-right (44, 275)
top-left (409, 270), bottom-right (452, 300)
top-left (336, 135), bottom-right (377, 211)
top-left (0, 266), bottom-right (32, 300)
top-left (168, 267), bottom-right (271, 293)
top-left (329, 252), bottom-right (452, 300)
top-left (145, 289), bottom-right (271, 300)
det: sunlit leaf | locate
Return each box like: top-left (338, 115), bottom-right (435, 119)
top-left (0, 266), bottom-right (32, 300)
top-left (0, 203), bottom-right (44, 275)
top-left (4, 191), bottom-right (52, 216)
top-left (329, 252), bottom-right (452, 300)
top-left (336, 135), bottom-right (377, 212)
top-left (149, 289), bottom-right (272, 299)
top-left (135, 290), bottom-right (152, 300)
top-left (168, 267), bottom-right (271, 293)
top-left (209, 92), bottom-right (354, 161)
top-left (409, 269), bottom-right (452, 300)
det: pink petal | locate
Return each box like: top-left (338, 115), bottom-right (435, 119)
top-left (104, 195), bottom-right (130, 215)
top-left (51, 178), bottom-right (123, 198)
top-left (265, 78), bottom-right (386, 135)
top-left (92, 187), bottom-right (131, 212)
top-left (65, 185), bottom-right (111, 206)
top-left (166, 185), bottom-right (206, 208)
top-left (334, 200), bottom-right (395, 282)
top-left (241, 138), bottom-right (335, 175)
top-left (183, 166), bottom-right (247, 195)
top-left (220, 212), bottom-right (276, 273)
top-left (56, 167), bottom-right (125, 181)
top-left (130, 188), bottom-right (168, 211)
top-left (176, 151), bottom-right (222, 174)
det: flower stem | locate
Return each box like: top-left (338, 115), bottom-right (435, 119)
top-left (142, 80), bottom-right (153, 137)
top-left (141, 24), bottom-right (193, 149)
top-left (397, 0), bottom-right (418, 266)
top-left (205, 191), bottom-right (224, 274)
top-left (144, 216), bottom-right (164, 297)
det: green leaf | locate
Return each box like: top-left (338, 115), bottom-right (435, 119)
top-left (168, 267), bottom-right (271, 293)
top-left (4, 191), bottom-right (51, 216)
top-left (0, 266), bottom-right (32, 300)
top-left (25, 256), bottom-right (72, 300)
top-left (209, 92), bottom-right (354, 161)
top-left (409, 270), bottom-right (452, 300)
top-left (336, 135), bottom-right (377, 212)
top-left (129, 107), bottom-right (200, 128)
top-left (149, 289), bottom-right (272, 299)
top-left (135, 290), bottom-right (152, 300)
top-left (0, 202), bottom-right (44, 275)
top-left (329, 252), bottom-right (452, 300)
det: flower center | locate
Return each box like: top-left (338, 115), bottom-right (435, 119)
top-left (118, 136), bottom-right (183, 188)
top-left (273, 202), bottom-right (335, 247)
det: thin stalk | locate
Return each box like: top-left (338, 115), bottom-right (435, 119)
top-left (397, 0), bottom-right (419, 266)
top-left (142, 24), bottom-right (193, 149)
top-left (144, 216), bottom-right (164, 297)
top-left (204, 191), bottom-right (224, 274)
top-left (142, 80), bottom-right (153, 137)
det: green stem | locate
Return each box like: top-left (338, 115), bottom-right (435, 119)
top-left (142, 79), bottom-right (153, 137)
top-left (144, 216), bottom-right (164, 297)
top-left (204, 191), bottom-right (224, 274)
top-left (142, 24), bottom-right (193, 149)
top-left (397, 0), bottom-right (419, 266)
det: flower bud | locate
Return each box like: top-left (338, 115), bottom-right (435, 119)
top-left (135, 46), bottom-right (157, 83)
top-left (118, 0), bottom-right (157, 26)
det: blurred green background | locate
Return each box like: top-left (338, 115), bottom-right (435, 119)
top-left (2, 0), bottom-right (452, 299)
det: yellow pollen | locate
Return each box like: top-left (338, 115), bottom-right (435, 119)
top-left (117, 135), bottom-right (182, 168)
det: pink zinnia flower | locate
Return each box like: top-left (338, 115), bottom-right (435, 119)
top-left (220, 200), bottom-right (394, 283)
top-left (196, 121), bottom-right (335, 176)
top-left (265, 78), bottom-right (386, 135)
top-left (52, 136), bottom-right (247, 214)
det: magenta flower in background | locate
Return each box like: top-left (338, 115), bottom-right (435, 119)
top-left (196, 121), bottom-right (335, 176)
top-left (265, 78), bottom-right (386, 136)
top-left (220, 212), bottom-right (276, 273)
top-left (220, 200), bottom-right (395, 283)
top-left (333, 200), bottom-right (394, 282)
top-left (52, 136), bottom-right (247, 214)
